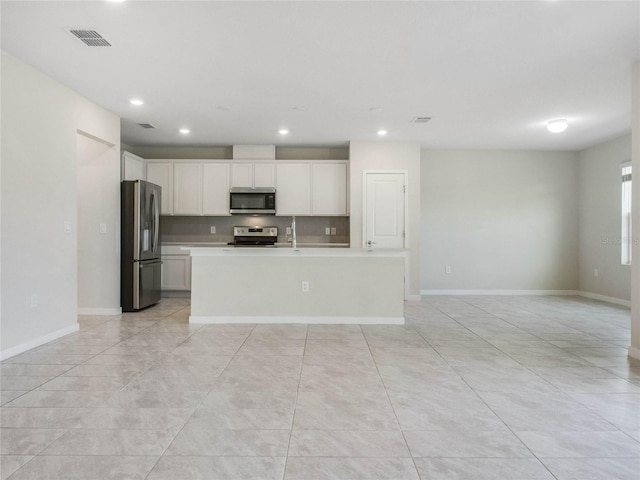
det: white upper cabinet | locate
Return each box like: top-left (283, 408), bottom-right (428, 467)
top-left (202, 163), bottom-right (230, 215)
top-left (230, 163), bottom-right (253, 188)
top-left (146, 162), bottom-right (174, 214)
top-left (231, 162), bottom-right (276, 188)
top-left (122, 151), bottom-right (146, 181)
top-left (173, 163), bottom-right (202, 215)
top-left (147, 159), bottom-right (347, 217)
top-left (276, 163), bottom-right (312, 215)
top-left (312, 162), bottom-right (348, 215)
top-left (253, 163), bottom-right (276, 187)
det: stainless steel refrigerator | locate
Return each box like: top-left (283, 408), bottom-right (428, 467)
top-left (121, 180), bottom-right (162, 311)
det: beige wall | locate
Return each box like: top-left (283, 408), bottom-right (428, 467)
top-left (349, 141), bottom-right (421, 298)
top-left (77, 133), bottom-right (121, 314)
top-left (578, 134), bottom-right (632, 302)
top-left (631, 62), bottom-right (640, 359)
top-left (420, 149), bottom-right (579, 292)
top-left (1, 53), bottom-right (120, 358)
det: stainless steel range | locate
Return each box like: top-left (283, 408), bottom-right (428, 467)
top-left (231, 226), bottom-right (278, 247)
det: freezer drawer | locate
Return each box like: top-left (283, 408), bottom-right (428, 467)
top-left (134, 259), bottom-right (162, 310)
top-left (122, 258), bottom-right (162, 312)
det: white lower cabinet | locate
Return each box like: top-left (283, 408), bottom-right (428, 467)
top-left (161, 254), bottom-right (191, 291)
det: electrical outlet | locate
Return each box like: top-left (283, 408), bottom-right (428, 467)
top-left (99, 223), bottom-right (107, 234)
top-left (325, 227), bottom-right (331, 235)
top-left (30, 294), bottom-right (37, 308)
top-left (210, 226), bottom-right (216, 234)
top-left (301, 281), bottom-right (310, 292)
top-left (331, 227), bottom-right (336, 235)
top-left (594, 269), bottom-right (599, 277)
top-left (286, 227), bottom-right (292, 235)
top-left (445, 266), bottom-right (452, 274)
top-left (63, 221), bottom-right (72, 234)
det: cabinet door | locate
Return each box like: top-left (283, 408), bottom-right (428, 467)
top-left (146, 163), bottom-right (173, 214)
top-left (122, 152), bottom-right (146, 181)
top-left (276, 163), bottom-right (312, 215)
top-left (312, 162), bottom-right (348, 215)
top-left (230, 163), bottom-right (253, 188)
top-left (161, 255), bottom-right (191, 290)
top-left (174, 163), bottom-right (202, 215)
top-left (253, 163), bottom-right (276, 188)
top-left (203, 163), bottom-right (230, 215)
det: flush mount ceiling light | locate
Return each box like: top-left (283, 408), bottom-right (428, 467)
top-left (547, 119), bottom-right (568, 133)
top-left (377, 130), bottom-right (388, 136)
top-left (129, 98), bottom-right (143, 106)
top-left (278, 129), bottom-right (289, 135)
top-left (179, 128), bottom-right (190, 134)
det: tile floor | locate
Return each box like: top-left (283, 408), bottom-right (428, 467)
top-left (1, 295), bottom-right (639, 479)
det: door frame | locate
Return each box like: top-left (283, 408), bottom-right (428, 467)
top-left (362, 169), bottom-right (409, 249)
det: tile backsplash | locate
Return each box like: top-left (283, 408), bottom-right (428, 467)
top-left (160, 215), bottom-right (350, 245)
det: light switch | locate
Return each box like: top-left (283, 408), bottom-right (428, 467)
top-left (63, 221), bottom-right (72, 234)
top-left (99, 223), bottom-right (107, 234)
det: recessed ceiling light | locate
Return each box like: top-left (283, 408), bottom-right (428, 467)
top-left (278, 129), bottom-right (289, 135)
top-left (179, 128), bottom-right (190, 134)
top-left (217, 106), bottom-right (230, 111)
top-left (547, 119), bottom-right (568, 133)
top-left (377, 130), bottom-right (388, 136)
top-left (129, 98), bottom-right (143, 106)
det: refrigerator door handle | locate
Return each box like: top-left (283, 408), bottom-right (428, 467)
top-left (151, 189), bottom-right (160, 255)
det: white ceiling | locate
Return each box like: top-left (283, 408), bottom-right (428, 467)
top-left (2, 1), bottom-right (639, 150)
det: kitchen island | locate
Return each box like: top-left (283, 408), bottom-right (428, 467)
top-left (188, 247), bottom-right (408, 324)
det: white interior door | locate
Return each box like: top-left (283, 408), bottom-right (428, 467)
top-left (364, 172), bottom-right (406, 248)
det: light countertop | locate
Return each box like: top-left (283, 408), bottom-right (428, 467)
top-left (189, 247), bottom-right (408, 257)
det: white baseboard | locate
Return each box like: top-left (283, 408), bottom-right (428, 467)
top-left (77, 307), bottom-right (122, 315)
top-left (0, 323), bottom-right (80, 361)
top-left (576, 291), bottom-right (631, 307)
top-left (628, 346), bottom-right (640, 361)
top-left (419, 289), bottom-right (631, 307)
top-left (420, 289), bottom-right (579, 296)
top-left (190, 315), bottom-right (405, 325)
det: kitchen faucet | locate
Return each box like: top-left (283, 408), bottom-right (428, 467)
top-left (291, 216), bottom-right (297, 248)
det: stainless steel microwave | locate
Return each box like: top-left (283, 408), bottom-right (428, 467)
top-left (229, 187), bottom-right (276, 215)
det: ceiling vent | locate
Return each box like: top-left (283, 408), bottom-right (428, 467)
top-left (138, 123), bottom-right (156, 129)
top-left (69, 29), bottom-right (111, 47)
top-left (411, 116), bottom-right (432, 123)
